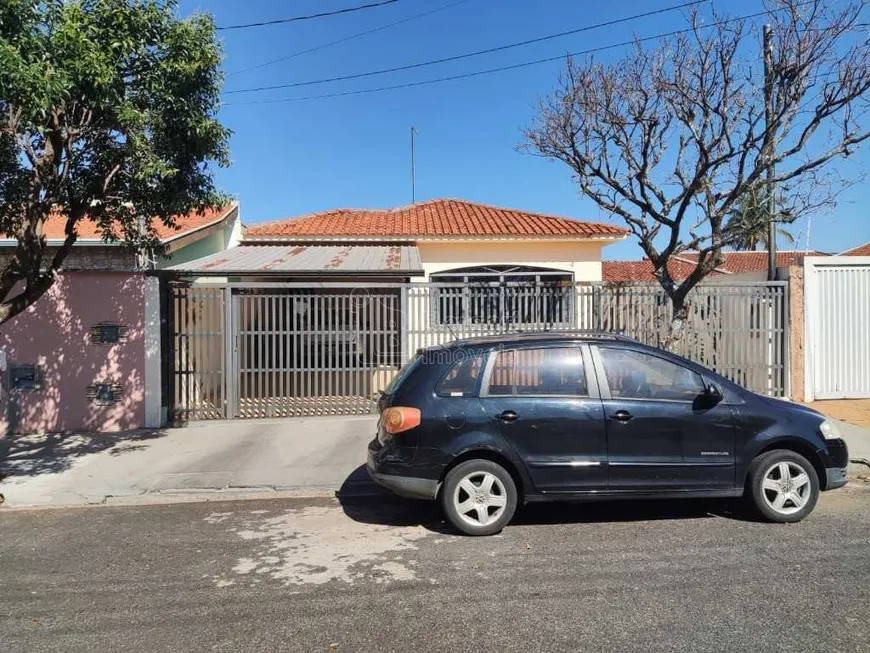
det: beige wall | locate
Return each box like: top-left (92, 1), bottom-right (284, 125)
top-left (415, 240), bottom-right (606, 281)
top-left (788, 265), bottom-right (805, 402)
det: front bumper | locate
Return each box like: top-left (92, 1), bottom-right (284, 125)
top-left (825, 467), bottom-right (848, 490)
top-left (820, 438), bottom-right (849, 490)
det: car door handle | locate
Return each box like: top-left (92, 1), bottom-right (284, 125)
top-left (611, 410), bottom-right (633, 422)
top-left (498, 410), bottom-right (519, 422)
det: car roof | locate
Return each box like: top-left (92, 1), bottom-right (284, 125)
top-left (422, 331), bottom-right (640, 352)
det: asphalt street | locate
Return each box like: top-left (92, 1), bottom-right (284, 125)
top-left (1, 486), bottom-right (869, 653)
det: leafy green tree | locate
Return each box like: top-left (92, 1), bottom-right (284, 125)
top-left (725, 185), bottom-right (796, 251)
top-left (0, 0), bottom-right (230, 323)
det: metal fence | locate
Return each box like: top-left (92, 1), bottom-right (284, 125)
top-left (171, 286), bottom-right (225, 421)
top-left (234, 288), bottom-right (400, 417)
top-left (169, 280), bottom-right (788, 421)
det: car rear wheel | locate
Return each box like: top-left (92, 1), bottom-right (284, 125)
top-left (441, 459), bottom-right (518, 536)
top-left (748, 450), bottom-right (819, 523)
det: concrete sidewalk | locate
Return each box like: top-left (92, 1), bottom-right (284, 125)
top-left (835, 420), bottom-right (870, 472)
top-left (1, 413), bottom-right (868, 509)
top-left (0, 416), bottom-right (380, 507)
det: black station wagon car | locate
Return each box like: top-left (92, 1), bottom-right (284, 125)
top-left (367, 332), bottom-right (849, 536)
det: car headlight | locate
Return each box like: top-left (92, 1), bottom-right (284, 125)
top-left (819, 420), bottom-right (842, 440)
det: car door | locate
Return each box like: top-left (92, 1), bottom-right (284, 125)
top-left (591, 345), bottom-right (735, 490)
top-left (478, 344), bottom-right (608, 492)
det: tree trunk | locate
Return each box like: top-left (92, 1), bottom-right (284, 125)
top-left (662, 296), bottom-right (690, 352)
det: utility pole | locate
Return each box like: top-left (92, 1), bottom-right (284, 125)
top-left (764, 24), bottom-right (777, 281)
top-left (410, 126), bottom-right (418, 204)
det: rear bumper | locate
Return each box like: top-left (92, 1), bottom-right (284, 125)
top-left (367, 467), bottom-right (440, 500)
top-left (367, 437), bottom-right (440, 500)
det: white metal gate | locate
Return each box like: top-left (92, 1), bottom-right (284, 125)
top-left (805, 256), bottom-right (870, 400)
top-left (170, 280), bottom-right (789, 421)
top-left (233, 287), bottom-right (400, 418)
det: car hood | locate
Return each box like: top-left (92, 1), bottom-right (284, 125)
top-left (755, 395), bottom-right (825, 423)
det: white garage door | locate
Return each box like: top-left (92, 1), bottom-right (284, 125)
top-left (806, 257), bottom-right (870, 400)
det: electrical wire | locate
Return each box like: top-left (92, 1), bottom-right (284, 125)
top-left (224, 0), bottom-right (709, 93)
top-left (229, 0), bottom-right (477, 76)
top-left (217, 0), bottom-right (401, 32)
top-left (222, 5), bottom-right (782, 107)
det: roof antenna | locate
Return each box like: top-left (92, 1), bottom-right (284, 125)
top-left (443, 316), bottom-right (459, 342)
top-left (410, 126), bottom-right (418, 204)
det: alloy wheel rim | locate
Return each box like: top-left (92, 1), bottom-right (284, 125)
top-left (762, 461), bottom-right (812, 515)
top-left (453, 472), bottom-right (507, 528)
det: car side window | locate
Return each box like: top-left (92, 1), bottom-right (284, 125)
top-left (485, 347), bottom-right (588, 396)
top-left (436, 354), bottom-right (484, 397)
top-left (598, 348), bottom-right (704, 402)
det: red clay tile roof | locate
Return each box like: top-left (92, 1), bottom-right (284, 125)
top-left (602, 259), bottom-right (729, 283)
top-left (602, 250), bottom-right (826, 282)
top-left (841, 241), bottom-right (870, 256)
top-left (680, 250), bottom-right (825, 273)
top-left (2, 204), bottom-right (237, 243)
top-left (245, 199), bottom-right (628, 240)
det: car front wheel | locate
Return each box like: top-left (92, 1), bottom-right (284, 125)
top-left (441, 459), bottom-right (518, 536)
top-left (748, 450), bottom-right (820, 523)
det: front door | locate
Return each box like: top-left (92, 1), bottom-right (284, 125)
top-left (478, 345), bottom-right (608, 492)
top-left (593, 346), bottom-right (735, 490)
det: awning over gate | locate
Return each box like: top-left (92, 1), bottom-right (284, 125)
top-left (166, 244), bottom-right (423, 276)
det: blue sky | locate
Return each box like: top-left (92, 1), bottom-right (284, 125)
top-left (182, 0), bottom-right (870, 259)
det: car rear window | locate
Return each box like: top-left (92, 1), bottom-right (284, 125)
top-left (384, 354), bottom-right (422, 394)
top-left (436, 354), bottom-right (484, 397)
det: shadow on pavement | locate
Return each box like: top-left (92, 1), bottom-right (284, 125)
top-left (0, 429), bottom-right (167, 479)
top-left (335, 464), bottom-right (387, 498)
top-left (337, 465), bottom-right (750, 534)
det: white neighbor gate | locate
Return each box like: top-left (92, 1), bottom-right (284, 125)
top-left (804, 256), bottom-right (870, 400)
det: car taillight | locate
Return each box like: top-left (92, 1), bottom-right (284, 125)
top-left (381, 406), bottom-right (421, 435)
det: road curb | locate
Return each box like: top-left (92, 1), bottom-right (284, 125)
top-left (0, 480), bottom-right (391, 511)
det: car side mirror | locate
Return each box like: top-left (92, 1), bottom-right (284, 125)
top-left (703, 383), bottom-right (723, 403)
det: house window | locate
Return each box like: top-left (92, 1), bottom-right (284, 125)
top-left (90, 323), bottom-right (128, 345)
top-left (87, 383), bottom-right (123, 405)
top-left (10, 364), bottom-right (42, 391)
top-left (430, 266), bottom-right (574, 327)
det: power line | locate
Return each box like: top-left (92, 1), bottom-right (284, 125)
top-left (217, 0), bottom-right (401, 32)
top-left (223, 0), bottom-right (709, 94)
top-left (229, 0), bottom-right (476, 76)
top-left (222, 6), bottom-right (784, 107)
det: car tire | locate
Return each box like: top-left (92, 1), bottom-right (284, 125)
top-left (747, 450), bottom-right (819, 523)
top-left (441, 459), bottom-right (518, 536)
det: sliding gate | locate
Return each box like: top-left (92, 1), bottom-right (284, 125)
top-left (170, 280), bottom-right (788, 421)
top-left (170, 284), bottom-right (401, 421)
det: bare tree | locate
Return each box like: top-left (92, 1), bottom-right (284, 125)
top-left (524, 0), bottom-right (870, 347)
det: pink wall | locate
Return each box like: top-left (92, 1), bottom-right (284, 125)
top-left (0, 272), bottom-right (146, 434)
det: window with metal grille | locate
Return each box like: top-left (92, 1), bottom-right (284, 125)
top-left (430, 266), bottom-right (574, 327)
top-left (90, 323), bottom-right (128, 345)
top-left (87, 383), bottom-right (124, 405)
top-left (9, 364), bottom-right (42, 391)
